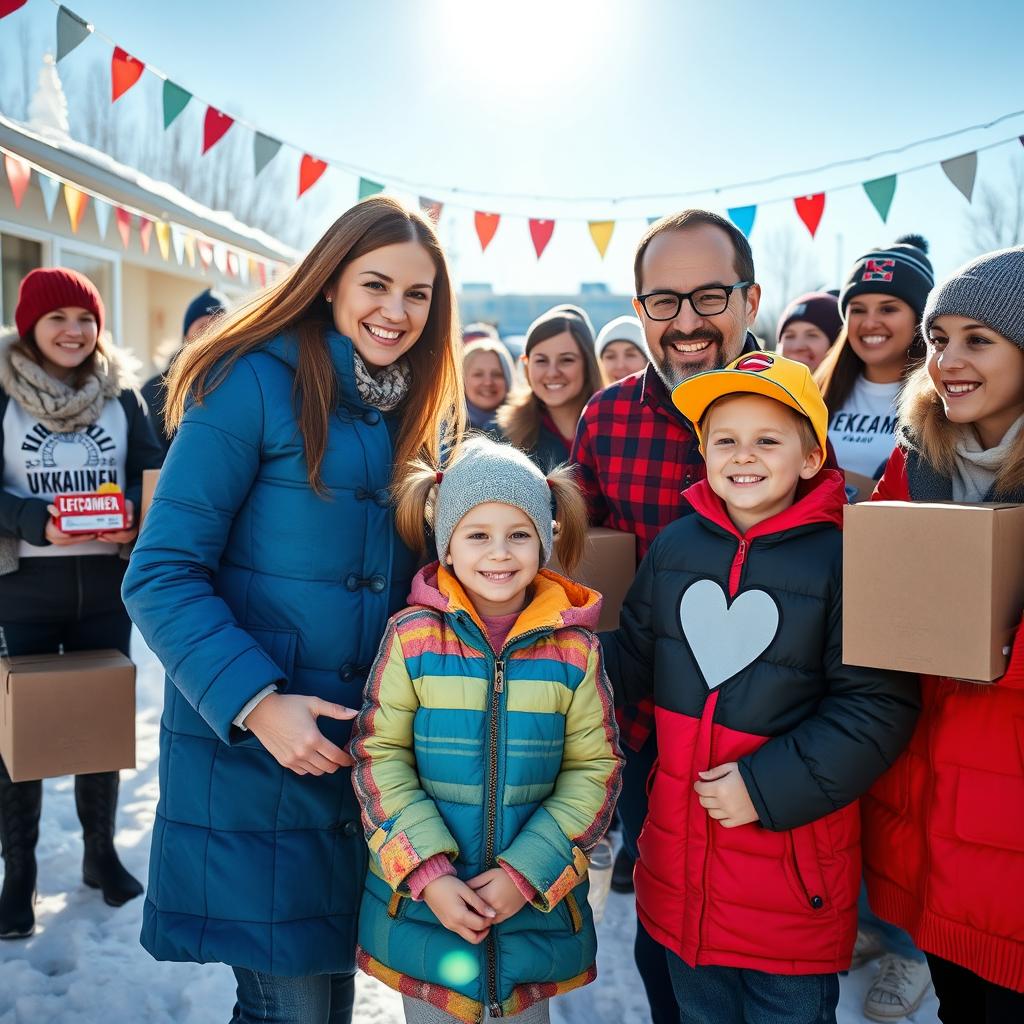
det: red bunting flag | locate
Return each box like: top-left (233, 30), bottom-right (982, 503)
top-left (226, 250), bottom-right (240, 277)
top-left (115, 207), bottom-right (132, 248)
top-left (475, 212), bottom-right (500, 252)
top-left (196, 239), bottom-right (214, 270)
top-left (298, 155), bottom-right (327, 198)
top-left (4, 153), bottom-right (31, 208)
top-left (202, 107), bottom-right (234, 155)
top-left (0, 1), bottom-right (29, 18)
top-left (794, 193), bottom-right (825, 238)
top-left (529, 218), bottom-right (555, 259)
top-left (139, 217), bottom-right (153, 254)
top-left (111, 47), bottom-right (144, 102)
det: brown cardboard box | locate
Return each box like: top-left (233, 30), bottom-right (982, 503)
top-left (550, 528), bottom-right (637, 632)
top-left (0, 650), bottom-right (136, 782)
top-left (843, 470), bottom-right (878, 504)
top-left (843, 501), bottom-right (1024, 681)
top-left (139, 469), bottom-right (160, 531)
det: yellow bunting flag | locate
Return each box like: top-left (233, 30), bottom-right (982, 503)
top-left (183, 232), bottom-right (196, 268)
top-left (155, 221), bottom-right (171, 260)
top-left (63, 185), bottom-right (89, 233)
top-left (588, 220), bottom-right (615, 259)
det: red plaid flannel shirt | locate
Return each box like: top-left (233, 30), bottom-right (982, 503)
top-left (571, 338), bottom-right (761, 750)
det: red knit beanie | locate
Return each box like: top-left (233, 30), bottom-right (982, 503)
top-left (14, 267), bottom-right (105, 338)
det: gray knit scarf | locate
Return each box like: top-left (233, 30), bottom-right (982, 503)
top-left (352, 351), bottom-right (411, 412)
top-left (951, 413), bottom-right (1024, 503)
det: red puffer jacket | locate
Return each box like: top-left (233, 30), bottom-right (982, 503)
top-left (862, 445), bottom-right (1024, 993)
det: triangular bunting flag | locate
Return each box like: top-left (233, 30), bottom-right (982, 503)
top-left (93, 197), bottom-right (111, 238)
top-left (863, 175), bottom-right (897, 222)
top-left (529, 219), bottom-right (555, 259)
top-left (475, 212), bottom-right (500, 252)
top-left (254, 133), bottom-right (282, 176)
top-left (63, 184), bottom-right (88, 232)
top-left (212, 243), bottom-right (228, 274)
top-left (298, 155), bottom-right (327, 198)
top-left (139, 217), bottom-right (153, 254)
top-left (162, 80), bottom-right (191, 128)
top-left (115, 207), bottom-right (132, 247)
top-left (183, 233), bottom-right (196, 268)
top-left (4, 153), bottom-right (31, 208)
top-left (155, 221), bottom-right (171, 260)
top-left (794, 193), bottom-right (825, 237)
top-left (419, 197), bottom-right (443, 223)
top-left (56, 6), bottom-right (91, 61)
top-left (1, 1), bottom-right (28, 19)
top-left (197, 239), bottom-right (214, 270)
top-left (170, 224), bottom-right (186, 264)
top-left (647, 216), bottom-right (662, 226)
top-left (225, 250), bottom-right (240, 278)
top-left (727, 205), bottom-right (757, 237)
top-left (202, 107), bottom-right (234, 155)
top-left (238, 254), bottom-right (250, 286)
top-left (38, 173), bottom-right (60, 221)
top-left (111, 47), bottom-right (144, 102)
top-left (256, 261), bottom-right (267, 288)
top-left (358, 177), bottom-right (384, 200)
top-left (941, 152), bottom-right (977, 202)
top-left (588, 220), bottom-right (614, 259)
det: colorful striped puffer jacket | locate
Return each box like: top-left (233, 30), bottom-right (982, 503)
top-left (350, 562), bottom-right (623, 1022)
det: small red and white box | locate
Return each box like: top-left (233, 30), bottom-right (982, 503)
top-left (54, 485), bottom-right (127, 534)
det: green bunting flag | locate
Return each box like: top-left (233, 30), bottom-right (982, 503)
top-left (358, 178), bottom-right (385, 200)
top-left (162, 80), bottom-right (192, 128)
top-left (862, 175), bottom-right (897, 222)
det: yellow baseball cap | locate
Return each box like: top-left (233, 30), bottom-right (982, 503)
top-left (671, 351), bottom-right (829, 455)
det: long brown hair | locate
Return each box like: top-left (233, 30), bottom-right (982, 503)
top-left (165, 196), bottom-right (464, 492)
top-left (497, 307), bottom-right (602, 451)
top-left (898, 362), bottom-right (1024, 497)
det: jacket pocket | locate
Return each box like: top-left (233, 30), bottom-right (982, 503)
top-left (563, 891), bottom-right (584, 934)
top-left (787, 825), bottom-right (829, 912)
top-left (386, 891), bottom-right (406, 920)
top-left (246, 627), bottom-right (299, 689)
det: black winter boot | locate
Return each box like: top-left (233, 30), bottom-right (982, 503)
top-left (0, 768), bottom-right (41, 939)
top-left (75, 771), bottom-right (143, 907)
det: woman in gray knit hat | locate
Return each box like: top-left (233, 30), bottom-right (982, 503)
top-left (862, 246), bottom-right (1024, 1024)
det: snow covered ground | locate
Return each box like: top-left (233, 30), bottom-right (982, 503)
top-left (0, 630), bottom-right (940, 1023)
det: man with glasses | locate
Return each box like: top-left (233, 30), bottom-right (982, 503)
top-left (571, 209), bottom-right (761, 1024)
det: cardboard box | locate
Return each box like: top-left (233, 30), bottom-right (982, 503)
top-left (0, 650), bottom-right (136, 782)
top-left (843, 502), bottom-right (1024, 681)
top-left (139, 469), bottom-right (160, 530)
top-left (843, 470), bottom-right (878, 504)
top-left (550, 528), bottom-right (637, 632)
top-left (54, 489), bottom-right (126, 533)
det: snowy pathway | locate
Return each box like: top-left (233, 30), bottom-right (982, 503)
top-left (0, 631), bottom-right (940, 1023)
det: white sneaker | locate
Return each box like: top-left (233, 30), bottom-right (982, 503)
top-left (851, 928), bottom-right (885, 969)
top-left (864, 954), bottom-right (932, 1021)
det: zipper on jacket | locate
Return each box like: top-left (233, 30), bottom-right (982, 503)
top-left (485, 656), bottom-right (504, 1016)
top-left (727, 538), bottom-right (748, 598)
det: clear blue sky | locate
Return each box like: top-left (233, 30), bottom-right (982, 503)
top-left (3, 0), bottom-right (1023, 310)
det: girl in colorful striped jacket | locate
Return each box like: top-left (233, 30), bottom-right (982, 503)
top-left (350, 436), bottom-right (623, 1024)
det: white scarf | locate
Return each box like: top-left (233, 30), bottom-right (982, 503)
top-left (951, 413), bottom-right (1024, 502)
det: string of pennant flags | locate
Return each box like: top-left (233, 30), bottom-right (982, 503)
top-left (0, 143), bottom-right (287, 286)
top-left (2, 0), bottom-right (1023, 263)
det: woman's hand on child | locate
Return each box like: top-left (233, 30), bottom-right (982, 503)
top-left (466, 868), bottom-right (528, 924)
top-left (422, 875), bottom-right (496, 944)
top-left (244, 693), bottom-right (357, 776)
top-left (693, 762), bottom-right (759, 828)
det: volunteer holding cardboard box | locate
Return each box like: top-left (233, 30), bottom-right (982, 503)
top-left (863, 247), bottom-right (1024, 1022)
top-left (0, 267), bottom-right (163, 939)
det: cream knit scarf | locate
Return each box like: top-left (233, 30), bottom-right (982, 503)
top-left (951, 413), bottom-right (1024, 503)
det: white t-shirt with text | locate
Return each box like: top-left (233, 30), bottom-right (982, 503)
top-left (827, 375), bottom-right (901, 478)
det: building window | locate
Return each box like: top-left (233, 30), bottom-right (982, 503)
top-left (58, 249), bottom-right (115, 332)
top-left (0, 233), bottom-right (43, 329)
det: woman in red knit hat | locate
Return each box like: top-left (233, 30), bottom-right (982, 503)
top-left (0, 267), bottom-right (163, 939)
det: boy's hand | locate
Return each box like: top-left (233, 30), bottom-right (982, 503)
top-left (422, 875), bottom-right (496, 944)
top-left (466, 868), bottom-right (528, 924)
top-left (694, 762), bottom-right (759, 828)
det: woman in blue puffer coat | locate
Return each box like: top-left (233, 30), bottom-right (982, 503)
top-left (122, 197), bottom-right (464, 1024)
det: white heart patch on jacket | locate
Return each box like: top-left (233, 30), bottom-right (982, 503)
top-left (679, 579), bottom-right (780, 689)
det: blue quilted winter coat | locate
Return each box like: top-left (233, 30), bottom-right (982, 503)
top-left (122, 329), bottom-right (418, 976)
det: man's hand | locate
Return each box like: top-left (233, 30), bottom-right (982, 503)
top-left (466, 867), bottom-right (528, 924)
top-left (693, 761), bottom-right (759, 828)
top-left (244, 692), bottom-right (356, 775)
top-left (422, 875), bottom-right (496, 944)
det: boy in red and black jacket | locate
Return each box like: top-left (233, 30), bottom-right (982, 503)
top-left (601, 352), bottom-right (920, 1023)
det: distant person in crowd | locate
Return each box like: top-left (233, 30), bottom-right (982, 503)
top-left (0, 268), bottom-right (163, 940)
top-left (775, 290), bottom-right (842, 372)
top-left (572, 210), bottom-right (764, 1024)
top-left (140, 288), bottom-right (228, 455)
top-left (497, 305), bottom-right (602, 471)
top-left (596, 314), bottom-right (648, 383)
top-left (462, 337), bottom-right (515, 435)
top-left (603, 351), bottom-right (919, 1024)
top-left (122, 197), bottom-right (464, 1024)
top-left (815, 235), bottom-right (934, 481)
top-left (351, 435), bottom-right (622, 1024)
top-left (462, 320), bottom-right (501, 345)
top-left (865, 247), bottom-right (1024, 1024)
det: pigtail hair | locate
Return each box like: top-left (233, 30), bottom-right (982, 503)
top-left (547, 465), bottom-right (588, 576)
top-left (394, 456), bottom-right (441, 556)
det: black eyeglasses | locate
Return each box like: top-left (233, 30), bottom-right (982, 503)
top-left (636, 282), bottom-right (752, 321)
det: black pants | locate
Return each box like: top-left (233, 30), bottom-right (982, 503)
top-left (927, 954), bottom-right (1024, 1024)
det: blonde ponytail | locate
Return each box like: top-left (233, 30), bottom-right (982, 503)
top-left (547, 466), bottom-right (588, 576)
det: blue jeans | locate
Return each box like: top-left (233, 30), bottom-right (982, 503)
top-left (858, 883), bottom-right (926, 962)
top-left (665, 951), bottom-right (839, 1024)
top-left (230, 968), bottom-right (355, 1024)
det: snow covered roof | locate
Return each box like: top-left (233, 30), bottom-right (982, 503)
top-left (0, 113), bottom-right (297, 264)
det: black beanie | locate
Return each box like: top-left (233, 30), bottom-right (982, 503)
top-left (839, 234), bottom-right (935, 321)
